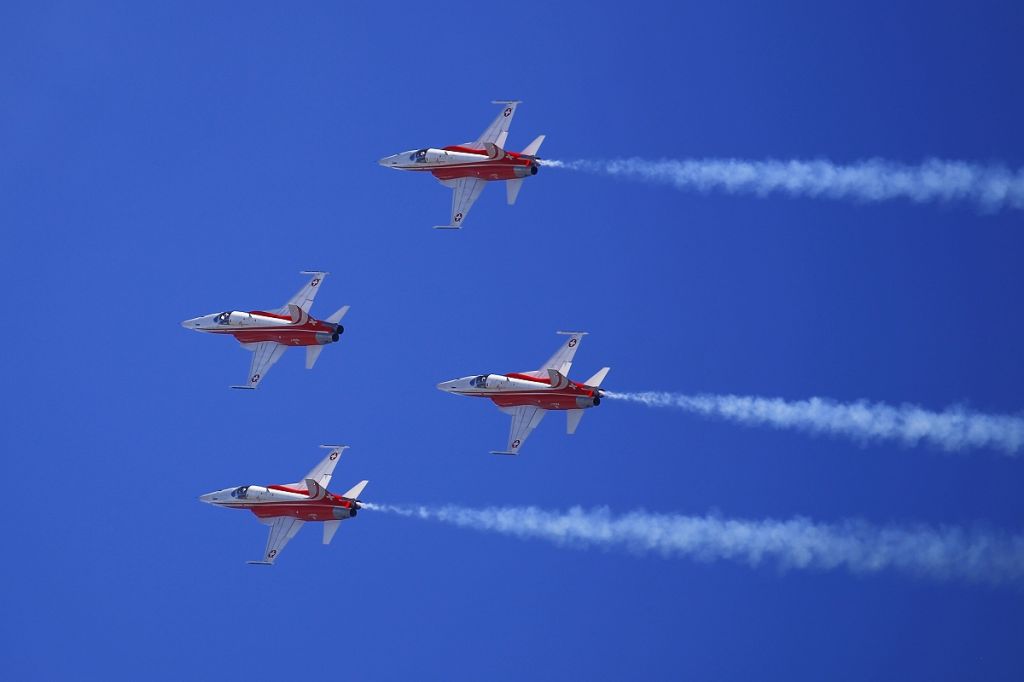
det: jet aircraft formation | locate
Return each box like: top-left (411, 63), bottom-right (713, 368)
top-left (188, 102), bottom-right (611, 564)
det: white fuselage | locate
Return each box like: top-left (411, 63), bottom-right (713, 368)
top-left (200, 485), bottom-right (307, 508)
top-left (182, 310), bottom-right (294, 333)
top-left (378, 148), bottom-right (492, 171)
top-left (437, 373), bottom-right (554, 396)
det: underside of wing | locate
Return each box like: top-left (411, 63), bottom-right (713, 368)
top-left (275, 271), bottom-right (329, 315)
top-left (436, 177), bottom-right (486, 229)
top-left (296, 445), bottom-right (349, 490)
top-left (249, 517), bottom-right (305, 565)
top-left (533, 331), bottom-right (587, 378)
top-left (473, 101), bottom-right (520, 149)
top-left (492, 405), bottom-right (545, 455)
top-left (234, 342), bottom-right (287, 389)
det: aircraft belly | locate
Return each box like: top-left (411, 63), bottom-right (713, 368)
top-left (490, 392), bottom-right (580, 411)
top-left (432, 162), bottom-right (525, 182)
top-left (233, 329), bottom-right (319, 346)
top-left (250, 502), bottom-right (347, 521)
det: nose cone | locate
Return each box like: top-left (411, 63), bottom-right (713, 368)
top-left (436, 379), bottom-right (459, 393)
top-left (199, 491), bottom-right (218, 504)
top-left (182, 316), bottom-right (203, 330)
top-left (378, 153), bottom-right (402, 168)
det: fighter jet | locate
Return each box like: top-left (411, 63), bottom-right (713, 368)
top-left (378, 101), bottom-right (545, 229)
top-left (437, 332), bottom-right (610, 454)
top-left (200, 445), bottom-right (368, 565)
top-left (181, 271), bottom-right (349, 389)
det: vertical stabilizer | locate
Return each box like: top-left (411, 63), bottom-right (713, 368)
top-left (584, 367), bottom-right (611, 387)
top-left (521, 134), bottom-right (545, 157)
top-left (342, 480), bottom-right (369, 500)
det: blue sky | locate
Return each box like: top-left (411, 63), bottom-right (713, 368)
top-left (2, 2), bottom-right (1023, 679)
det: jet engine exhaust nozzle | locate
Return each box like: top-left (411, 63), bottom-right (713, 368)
top-left (514, 162), bottom-right (540, 179)
top-left (332, 503), bottom-right (359, 520)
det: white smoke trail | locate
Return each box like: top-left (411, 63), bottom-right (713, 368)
top-left (362, 502), bottom-right (1024, 584)
top-left (538, 158), bottom-right (1024, 211)
top-left (605, 391), bottom-right (1024, 455)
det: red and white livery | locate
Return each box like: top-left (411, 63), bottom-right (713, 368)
top-left (182, 271), bottom-right (349, 389)
top-left (200, 445), bottom-right (369, 565)
top-left (437, 332), bottom-right (610, 455)
top-left (378, 101), bottom-right (545, 229)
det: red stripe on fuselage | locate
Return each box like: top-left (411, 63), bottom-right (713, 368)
top-left (249, 310), bottom-right (293, 320)
top-left (422, 147), bottom-right (534, 182)
top-left (468, 374), bottom-right (596, 410)
top-left (505, 373), bottom-right (551, 384)
top-left (204, 317), bottom-right (333, 346)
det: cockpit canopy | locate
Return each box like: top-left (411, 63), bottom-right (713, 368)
top-left (469, 375), bottom-right (489, 388)
top-left (231, 486), bottom-right (249, 499)
top-left (215, 312), bottom-right (231, 325)
top-left (408, 148), bottom-right (428, 163)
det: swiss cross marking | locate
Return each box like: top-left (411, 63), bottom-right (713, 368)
top-left (455, 212), bottom-right (463, 222)
top-left (311, 278), bottom-right (320, 287)
top-left (512, 439), bottom-right (521, 448)
top-left (251, 373), bottom-right (260, 383)
top-left (568, 338), bottom-right (577, 347)
top-left (503, 107), bottom-right (512, 117)
top-left (330, 451), bottom-right (339, 460)
top-left (268, 549), bottom-right (277, 558)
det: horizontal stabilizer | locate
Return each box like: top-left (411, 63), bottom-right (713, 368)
top-left (246, 561), bottom-right (273, 566)
top-left (521, 134), bottom-right (545, 157)
top-left (230, 385), bottom-right (257, 390)
top-left (433, 225), bottom-right (463, 230)
top-left (306, 345), bottom-right (324, 370)
top-left (585, 367), bottom-right (611, 387)
top-left (342, 480), bottom-right (369, 500)
top-left (489, 450), bottom-right (518, 456)
top-left (567, 409), bottom-right (584, 435)
top-left (507, 178), bottom-right (524, 205)
top-left (323, 520), bottom-right (341, 545)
